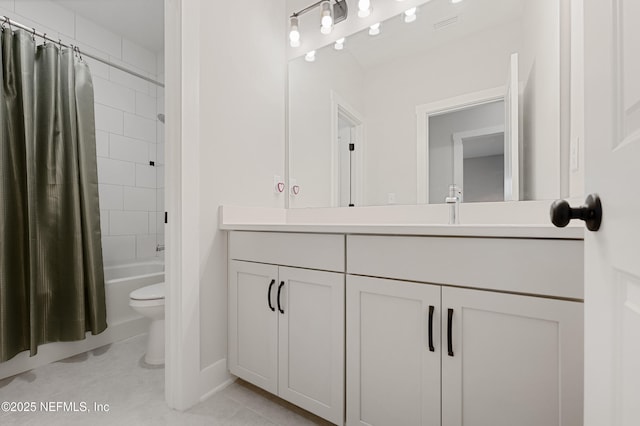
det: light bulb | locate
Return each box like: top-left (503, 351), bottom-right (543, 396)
top-left (369, 22), bottom-right (380, 36)
top-left (305, 50), bottom-right (316, 62)
top-left (451, 0), bottom-right (463, 3)
top-left (334, 37), bottom-right (345, 50)
top-left (289, 16), bottom-right (300, 47)
top-left (404, 7), bottom-right (417, 23)
top-left (320, 1), bottom-right (333, 34)
top-left (358, 0), bottom-right (371, 18)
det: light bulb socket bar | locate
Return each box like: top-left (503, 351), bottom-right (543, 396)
top-left (290, 0), bottom-right (348, 25)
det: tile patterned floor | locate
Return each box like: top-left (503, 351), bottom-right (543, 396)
top-left (0, 335), bottom-right (333, 425)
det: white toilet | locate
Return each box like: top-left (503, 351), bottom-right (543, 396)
top-left (129, 283), bottom-right (165, 365)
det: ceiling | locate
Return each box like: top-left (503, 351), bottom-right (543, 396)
top-left (53, 0), bottom-right (164, 52)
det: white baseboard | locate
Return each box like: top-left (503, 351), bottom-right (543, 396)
top-left (0, 317), bottom-right (149, 380)
top-left (199, 358), bottom-right (234, 402)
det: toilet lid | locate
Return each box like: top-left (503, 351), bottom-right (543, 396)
top-left (130, 283), bottom-right (165, 301)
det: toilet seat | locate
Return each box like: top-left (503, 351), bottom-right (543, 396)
top-left (130, 283), bottom-right (165, 301)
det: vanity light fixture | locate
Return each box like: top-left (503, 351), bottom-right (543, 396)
top-left (289, 0), bottom-right (348, 46)
top-left (451, 0), bottom-right (463, 3)
top-left (305, 50), bottom-right (316, 62)
top-left (320, 1), bottom-right (333, 34)
top-left (358, 0), bottom-right (372, 18)
top-left (369, 22), bottom-right (381, 35)
top-left (334, 37), bottom-right (345, 50)
top-left (404, 7), bottom-right (417, 23)
top-left (289, 16), bottom-right (301, 47)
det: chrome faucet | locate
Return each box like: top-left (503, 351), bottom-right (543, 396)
top-left (156, 244), bottom-right (165, 252)
top-left (445, 185), bottom-right (462, 225)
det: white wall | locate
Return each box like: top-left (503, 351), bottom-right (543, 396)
top-left (166, 0), bottom-right (286, 408)
top-left (0, 0), bottom-right (165, 266)
top-left (364, 21), bottom-right (521, 206)
top-left (289, 49), bottom-right (364, 207)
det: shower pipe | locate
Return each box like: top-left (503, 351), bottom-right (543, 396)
top-left (1, 16), bottom-right (164, 88)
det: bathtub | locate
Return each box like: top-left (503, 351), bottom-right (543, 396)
top-left (105, 260), bottom-right (165, 284)
top-left (0, 260), bottom-right (165, 379)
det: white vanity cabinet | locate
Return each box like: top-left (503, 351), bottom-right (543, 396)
top-left (441, 286), bottom-right (582, 426)
top-left (226, 230), bottom-right (584, 426)
top-left (346, 235), bottom-right (584, 426)
top-left (346, 275), bottom-right (442, 426)
top-left (228, 232), bottom-right (345, 425)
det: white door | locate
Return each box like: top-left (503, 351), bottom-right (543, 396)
top-left (441, 287), bottom-right (583, 426)
top-left (346, 275), bottom-right (441, 426)
top-left (584, 1), bottom-right (640, 424)
top-left (228, 261), bottom-right (279, 394)
top-left (277, 267), bottom-right (344, 425)
top-left (504, 52), bottom-right (519, 201)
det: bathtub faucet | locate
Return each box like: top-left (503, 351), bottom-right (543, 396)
top-left (156, 244), bottom-right (165, 252)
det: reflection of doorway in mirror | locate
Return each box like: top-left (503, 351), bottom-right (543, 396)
top-left (338, 114), bottom-right (357, 206)
top-left (452, 124), bottom-right (505, 203)
top-left (331, 91), bottom-right (364, 207)
top-left (417, 52), bottom-right (520, 204)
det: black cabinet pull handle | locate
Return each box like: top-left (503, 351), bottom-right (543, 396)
top-left (428, 305), bottom-right (435, 352)
top-left (277, 281), bottom-right (285, 314)
top-left (447, 308), bottom-right (454, 357)
top-left (267, 279), bottom-right (275, 312)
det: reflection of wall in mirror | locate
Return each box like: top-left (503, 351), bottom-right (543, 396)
top-left (464, 155), bottom-right (504, 203)
top-left (289, 50), bottom-right (364, 207)
top-left (520, 0), bottom-right (562, 201)
top-left (364, 21), bottom-right (521, 206)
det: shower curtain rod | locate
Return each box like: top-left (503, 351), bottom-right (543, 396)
top-left (2, 16), bottom-right (165, 88)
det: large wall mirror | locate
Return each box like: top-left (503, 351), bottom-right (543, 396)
top-left (288, 0), bottom-right (573, 208)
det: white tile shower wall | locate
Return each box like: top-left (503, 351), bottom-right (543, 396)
top-left (0, 0), bottom-right (164, 265)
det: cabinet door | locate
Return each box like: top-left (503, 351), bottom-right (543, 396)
top-left (346, 275), bottom-right (441, 426)
top-left (228, 261), bottom-right (279, 394)
top-left (277, 267), bottom-right (345, 425)
top-left (441, 287), bottom-right (583, 426)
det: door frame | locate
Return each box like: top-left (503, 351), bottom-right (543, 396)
top-left (416, 86), bottom-right (505, 204)
top-left (331, 90), bottom-right (364, 207)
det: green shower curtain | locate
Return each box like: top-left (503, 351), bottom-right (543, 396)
top-left (0, 29), bottom-right (107, 362)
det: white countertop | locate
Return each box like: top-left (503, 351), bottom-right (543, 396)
top-left (219, 205), bottom-right (585, 239)
top-left (220, 222), bottom-right (584, 239)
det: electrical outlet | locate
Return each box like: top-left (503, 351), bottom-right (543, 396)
top-left (387, 193), bottom-right (396, 204)
top-left (290, 178), bottom-right (300, 196)
top-left (274, 175), bottom-right (284, 193)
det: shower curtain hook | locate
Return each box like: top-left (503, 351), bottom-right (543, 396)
top-left (58, 38), bottom-right (63, 50)
top-left (42, 33), bottom-right (47, 46)
top-left (1, 17), bottom-right (6, 30)
top-left (31, 28), bottom-right (36, 42)
top-left (74, 46), bottom-right (83, 62)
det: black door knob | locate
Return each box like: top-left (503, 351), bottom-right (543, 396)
top-left (550, 194), bottom-right (602, 231)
